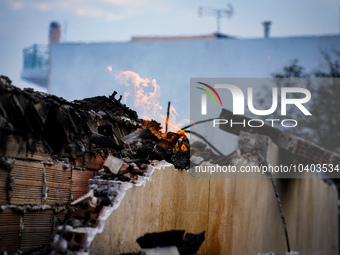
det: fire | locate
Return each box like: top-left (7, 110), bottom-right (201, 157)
top-left (160, 105), bottom-right (188, 133)
top-left (181, 144), bottom-right (188, 151)
top-left (115, 71), bottom-right (162, 119)
top-left (115, 70), bottom-right (190, 133)
top-left (114, 70), bottom-right (191, 152)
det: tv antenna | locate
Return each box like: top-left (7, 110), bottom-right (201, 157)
top-left (198, 3), bottom-right (234, 34)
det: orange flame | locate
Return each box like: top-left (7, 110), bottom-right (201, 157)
top-left (181, 144), bottom-right (188, 151)
top-left (115, 71), bottom-right (162, 119)
top-left (115, 71), bottom-right (190, 133)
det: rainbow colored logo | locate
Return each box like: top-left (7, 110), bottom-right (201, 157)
top-left (196, 82), bottom-right (223, 106)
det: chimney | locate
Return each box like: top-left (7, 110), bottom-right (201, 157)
top-left (49, 21), bottom-right (61, 45)
top-left (262, 21), bottom-right (272, 38)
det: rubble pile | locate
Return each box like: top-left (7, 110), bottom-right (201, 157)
top-left (0, 76), bottom-right (191, 254)
top-left (0, 76), bottom-right (336, 254)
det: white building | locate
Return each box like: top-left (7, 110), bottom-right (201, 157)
top-left (21, 23), bottom-right (340, 127)
top-left (20, 29), bottom-right (340, 153)
top-left (47, 34), bottom-right (340, 120)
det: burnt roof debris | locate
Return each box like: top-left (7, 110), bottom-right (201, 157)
top-left (0, 75), bottom-right (140, 159)
top-left (0, 75), bottom-right (191, 170)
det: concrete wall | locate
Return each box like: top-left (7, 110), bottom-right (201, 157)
top-left (90, 164), bottom-right (338, 255)
top-left (49, 35), bottom-right (340, 121)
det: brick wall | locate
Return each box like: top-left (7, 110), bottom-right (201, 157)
top-left (0, 153), bottom-right (97, 253)
top-left (0, 76), bottom-right (139, 253)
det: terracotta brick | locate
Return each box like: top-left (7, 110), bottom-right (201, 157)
top-left (54, 210), bottom-right (68, 229)
top-left (45, 165), bottom-right (71, 205)
top-left (63, 230), bottom-right (86, 252)
top-left (0, 167), bottom-right (8, 204)
top-left (84, 152), bottom-right (104, 170)
top-left (11, 160), bottom-right (43, 205)
top-left (20, 210), bottom-right (53, 252)
top-left (75, 155), bottom-right (84, 167)
top-left (71, 170), bottom-right (94, 201)
top-left (0, 209), bottom-right (20, 252)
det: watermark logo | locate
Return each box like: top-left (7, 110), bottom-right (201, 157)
top-left (196, 82), bottom-right (223, 115)
top-left (199, 82), bottom-right (311, 117)
top-left (189, 78), bottom-right (340, 179)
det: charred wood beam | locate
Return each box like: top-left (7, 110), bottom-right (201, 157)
top-left (165, 101), bottom-right (170, 134)
top-left (90, 132), bottom-right (121, 150)
top-left (181, 118), bottom-right (218, 131)
top-left (185, 130), bottom-right (223, 156)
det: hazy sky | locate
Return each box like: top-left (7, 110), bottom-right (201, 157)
top-left (0, 0), bottom-right (339, 91)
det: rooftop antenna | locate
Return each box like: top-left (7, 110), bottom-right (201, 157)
top-left (262, 21), bottom-right (272, 38)
top-left (198, 3), bottom-right (234, 34)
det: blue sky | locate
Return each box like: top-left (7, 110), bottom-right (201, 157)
top-left (0, 0), bottom-right (339, 91)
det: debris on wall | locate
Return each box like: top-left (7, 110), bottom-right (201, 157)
top-left (0, 76), bottom-right (191, 254)
top-left (0, 75), bottom-right (337, 255)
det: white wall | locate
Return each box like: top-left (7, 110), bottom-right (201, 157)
top-left (49, 35), bottom-right (340, 120)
